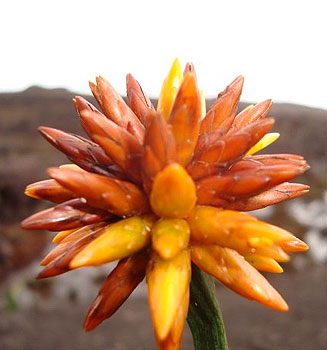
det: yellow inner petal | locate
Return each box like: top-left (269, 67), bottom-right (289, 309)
top-left (157, 58), bottom-right (183, 119)
top-left (246, 132), bottom-right (280, 155)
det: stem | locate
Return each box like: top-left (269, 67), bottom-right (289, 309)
top-left (187, 264), bottom-right (229, 350)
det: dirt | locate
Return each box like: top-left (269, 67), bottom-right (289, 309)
top-left (0, 262), bottom-right (326, 350)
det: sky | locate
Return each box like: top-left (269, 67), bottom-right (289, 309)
top-left (1, 0), bottom-right (326, 109)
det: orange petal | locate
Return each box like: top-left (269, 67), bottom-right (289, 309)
top-left (84, 251), bottom-right (148, 331)
top-left (142, 113), bottom-right (177, 192)
top-left (188, 206), bottom-right (304, 257)
top-left (232, 99), bottom-right (272, 129)
top-left (21, 199), bottom-right (110, 231)
top-left (226, 183), bottom-right (310, 211)
top-left (191, 245), bottom-right (288, 311)
top-left (25, 179), bottom-right (75, 204)
top-left (126, 73), bottom-right (155, 127)
top-left (152, 219), bottom-right (190, 259)
top-left (79, 110), bottom-right (142, 183)
top-left (169, 73), bottom-right (202, 165)
top-left (38, 127), bottom-right (115, 177)
top-left (200, 76), bottom-right (244, 135)
top-left (150, 163), bottom-right (197, 218)
top-left (47, 167), bottom-right (149, 216)
top-left (90, 76), bottom-right (145, 142)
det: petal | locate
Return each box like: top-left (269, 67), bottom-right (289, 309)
top-left (52, 229), bottom-right (78, 244)
top-left (150, 163), bottom-right (197, 218)
top-left (47, 167), bottom-right (149, 216)
top-left (200, 76), bottom-right (244, 135)
top-left (70, 216), bottom-right (154, 268)
top-left (152, 219), bottom-right (190, 259)
top-left (169, 73), bottom-right (202, 165)
top-left (41, 223), bottom-right (107, 266)
top-left (157, 289), bottom-right (189, 350)
top-left (38, 127), bottom-right (118, 177)
top-left (89, 76), bottom-right (145, 142)
top-left (126, 73), bottom-right (155, 127)
top-left (25, 179), bottom-right (75, 204)
top-left (157, 58), bottom-right (183, 119)
top-left (79, 110), bottom-right (142, 182)
top-left (196, 163), bottom-right (309, 206)
top-left (244, 255), bottom-right (283, 273)
top-left (246, 132), bottom-right (280, 155)
top-left (37, 223), bottom-right (107, 278)
top-left (147, 249), bottom-right (191, 340)
top-left (226, 183), bottom-right (310, 211)
top-left (142, 113), bottom-right (177, 192)
top-left (21, 199), bottom-right (110, 231)
top-left (84, 251), bottom-right (148, 331)
top-left (191, 245), bottom-right (288, 311)
top-left (231, 99), bottom-right (272, 130)
top-left (189, 118), bottom-right (275, 179)
top-left (188, 206), bottom-right (307, 256)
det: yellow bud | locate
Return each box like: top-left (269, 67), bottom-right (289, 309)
top-left (70, 216), bottom-right (154, 268)
top-left (147, 249), bottom-right (191, 340)
top-left (191, 245), bottom-right (288, 312)
top-left (244, 255), bottom-right (283, 273)
top-left (52, 229), bottom-right (76, 244)
top-left (157, 58), bottom-right (183, 119)
top-left (246, 132), bottom-right (280, 155)
top-left (150, 163), bottom-right (197, 218)
top-left (199, 90), bottom-right (206, 119)
top-left (152, 219), bottom-right (190, 259)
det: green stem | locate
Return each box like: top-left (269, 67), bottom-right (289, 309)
top-left (187, 264), bottom-right (229, 350)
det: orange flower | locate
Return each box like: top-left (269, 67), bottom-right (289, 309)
top-left (22, 59), bottom-right (309, 350)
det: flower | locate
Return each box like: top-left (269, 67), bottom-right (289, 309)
top-left (22, 59), bottom-right (309, 349)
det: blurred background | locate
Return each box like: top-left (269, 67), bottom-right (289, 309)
top-left (0, 1), bottom-right (326, 349)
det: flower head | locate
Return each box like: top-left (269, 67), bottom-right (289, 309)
top-left (22, 59), bottom-right (309, 349)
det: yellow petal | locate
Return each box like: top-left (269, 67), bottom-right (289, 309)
top-left (246, 132), bottom-right (280, 155)
top-left (152, 219), bottom-right (190, 259)
top-left (191, 245), bottom-right (288, 312)
top-left (147, 249), bottom-right (191, 340)
top-left (200, 90), bottom-right (206, 119)
top-left (70, 216), bottom-right (154, 268)
top-left (59, 164), bottom-right (84, 170)
top-left (157, 289), bottom-right (189, 350)
top-left (157, 58), bottom-right (183, 119)
top-left (150, 163), bottom-right (197, 218)
top-left (52, 229), bottom-right (76, 244)
top-left (244, 254), bottom-right (283, 273)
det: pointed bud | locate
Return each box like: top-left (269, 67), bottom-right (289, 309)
top-left (147, 250), bottom-right (191, 340)
top-left (244, 255), bottom-right (283, 273)
top-left (152, 219), bottom-right (190, 259)
top-left (70, 216), bottom-right (154, 268)
top-left (47, 167), bottom-right (149, 216)
top-left (191, 245), bottom-right (288, 311)
top-left (169, 73), bottom-right (201, 165)
top-left (84, 252), bottom-right (148, 331)
top-left (25, 179), bottom-right (75, 204)
top-left (150, 163), bottom-right (197, 218)
top-left (200, 76), bottom-right (244, 135)
top-left (157, 58), bottom-right (183, 119)
top-left (126, 73), bottom-right (155, 127)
